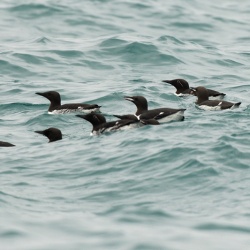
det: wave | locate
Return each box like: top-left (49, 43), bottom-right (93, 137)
top-left (99, 38), bottom-right (183, 65)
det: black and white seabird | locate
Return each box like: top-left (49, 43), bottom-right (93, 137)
top-left (113, 114), bottom-right (139, 121)
top-left (0, 141), bottom-right (15, 147)
top-left (35, 127), bottom-right (62, 142)
top-left (162, 79), bottom-right (226, 99)
top-left (124, 95), bottom-right (185, 123)
top-left (113, 114), bottom-right (159, 125)
top-left (36, 91), bottom-right (101, 114)
top-left (76, 113), bottom-right (139, 135)
top-left (140, 119), bottom-right (160, 125)
top-left (192, 86), bottom-right (241, 110)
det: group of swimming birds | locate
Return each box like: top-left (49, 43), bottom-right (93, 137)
top-left (0, 79), bottom-right (241, 147)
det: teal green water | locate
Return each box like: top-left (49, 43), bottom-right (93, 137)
top-left (1, 1), bottom-right (250, 249)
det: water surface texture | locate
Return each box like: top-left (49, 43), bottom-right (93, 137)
top-left (1, 1), bottom-right (250, 249)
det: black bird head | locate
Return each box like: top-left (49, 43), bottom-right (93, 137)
top-left (124, 96), bottom-right (148, 115)
top-left (0, 141), bottom-right (15, 147)
top-left (192, 86), bottom-right (209, 104)
top-left (76, 113), bottom-right (106, 126)
top-left (35, 127), bottom-right (62, 143)
top-left (162, 79), bottom-right (191, 94)
top-left (36, 91), bottom-right (61, 105)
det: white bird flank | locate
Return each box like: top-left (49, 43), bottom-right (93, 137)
top-left (155, 110), bottom-right (185, 123)
top-left (48, 106), bottom-right (100, 114)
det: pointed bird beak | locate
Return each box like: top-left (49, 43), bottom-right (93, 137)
top-left (189, 87), bottom-right (196, 95)
top-left (124, 96), bottom-right (134, 102)
top-left (35, 130), bottom-right (44, 135)
top-left (36, 92), bottom-right (44, 96)
top-left (162, 80), bottom-right (171, 83)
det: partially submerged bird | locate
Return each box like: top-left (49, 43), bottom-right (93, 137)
top-left (36, 91), bottom-right (101, 114)
top-left (162, 79), bottom-right (226, 99)
top-left (192, 86), bottom-right (241, 110)
top-left (114, 114), bottom-right (160, 125)
top-left (124, 95), bottom-right (185, 123)
top-left (35, 127), bottom-right (62, 142)
top-left (113, 114), bottom-right (139, 121)
top-left (76, 113), bottom-right (139, 135)
top-left (140, 119), bottom-right (160, 125)
top-left (0, 141), bottom-right (15, 147)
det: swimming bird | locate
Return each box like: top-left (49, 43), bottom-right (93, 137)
top-left (113, 114), bottom-right (139, 121)
top-left (0, 141), bottom-right (15, 147)
top-left (35, 127), bottom-right (62, 142)
top-left (76, 113), bottom-right (139, 135)
top-left (162, 79), bottom-right (226, 99)
top-left (140, 119), bottom-right (160, 125)
top-left (113, 114), bottom-right (159, 125)
top-left (124, 95), bottom-right (185, 123)
top-left (192, 86), bottom-right (241, 110)
top-left (36, 91), bottom-right (101, 114)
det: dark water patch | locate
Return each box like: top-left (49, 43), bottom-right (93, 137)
top-left (208, 74), bottom-right (248, 82)
top-left (211, 59), bottom-right (244, 67)
top-left (238, 52), bottom-right (250, 58)
top-left (75, 164), bottom-right (124, 178)
top-left (81, 59), bottom-right (114, 70)
top-left (0, 103), bottom-right (44, 114)
top-left (8, 3), bottom-right (62, 18)
top-left (195, 222), bottom-right (250, 234)
top-left (211, 141), bottom-right (250, 170)
top-left (0, 230), bottom-right (25, 238)
top-left (13, 182), bottom-right (32, 187)
top-left (212, 16), bottom-right (246, 25)
top-left (171, 21), bottom-right (213, 31)
top-left (84, 190), bottom-right (122, 202)
top-left (126, 2), bottom-right (152, 10)
top-left (13, 53), bottom-right (43, 65)
top-left (32, 36), bottom-right (52, 44)
top-left (0, 60), bottom-right (34, 77)
top-left (173, 158), bottom-right (213, 179)
top-left (0, 170), bottom-right (16, 175)
top-left (0, 191), bottom-right (38, 203)
top-left (98, 41), bottom-right (183, 64)
top-left (133, 245), bottom-right (166, 250)
top-left (65, 17), bottom-right (96, 26)
top-left (46, 49), bottom-right (84, 58)
top-left (1, 88), bottom-right (22, 95)
top-left (129, 78), bottom-right (153, 84)
top-left (99, 37), bottom-right (128, 48)
top-left (158, 35), bottom-right (185, 45)
top-left (236, 36), bottom-right (250, 42)
top-left (187, 39), bottom-right (220, 49)
top-left (125, 42), bottom-right (158, 54)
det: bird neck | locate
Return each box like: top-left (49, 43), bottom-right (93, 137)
top-left (48, 98), bottom-right (61, 111)
top-left (136, 104), bottom-right (148, 115)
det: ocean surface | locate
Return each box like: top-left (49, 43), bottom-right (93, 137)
top-left (1, 0), bottom-right (250, 249)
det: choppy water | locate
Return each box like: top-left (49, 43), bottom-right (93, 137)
top-left (1, 1), bottom-right (250, 249)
